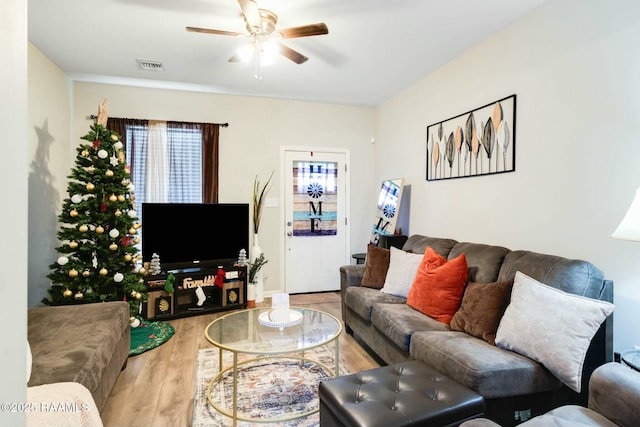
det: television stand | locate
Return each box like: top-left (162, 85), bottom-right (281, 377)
top-left (142, 264), bottom-right (247, 320)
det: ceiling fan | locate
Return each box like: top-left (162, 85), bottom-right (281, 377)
top-left (186, 0), bottom-right (329, 73)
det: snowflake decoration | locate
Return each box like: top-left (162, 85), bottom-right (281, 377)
top-left (383, 203), bottom-right (396, 218)
top-left (307, 182), bottom-right (324, 198)
top-left (110, 155), bottom-right (119, 167)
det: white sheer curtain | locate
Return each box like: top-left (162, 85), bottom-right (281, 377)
top-left (145, 120), bottom-right (169, 202)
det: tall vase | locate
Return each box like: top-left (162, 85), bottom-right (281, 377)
top-left (251, 233), bottom-right (264, 303)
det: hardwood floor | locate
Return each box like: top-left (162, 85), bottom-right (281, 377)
top-left (101, 292), bottom-right (380, 427)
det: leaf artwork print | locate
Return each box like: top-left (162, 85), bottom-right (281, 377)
top-left (426, 95), bottom-right (515, 180)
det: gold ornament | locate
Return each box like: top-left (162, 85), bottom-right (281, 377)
top-left (109, 194), bottom-right (117, 202)
top-left (129, 227), bottom-right (137, 235)
top-left (86, 183), bottom-right (95, 191)
top-left (115, 209), bottom-right (122, 217)
top-left (70, 209), bottom-right (78, 217)
top-left (109, 243), bottom-right (118, 251)
top-left (131, 291), bottom-right (137, 297)
top-left (134, 222), bottom-right (141, 229)
top-left (69, 241), bottom-right (78, 249)
top-left (68, 269), bottom-right (78, 278)
top-left (82, 269), bottom-right (91, 277)
top-left (86, 166), bottom-right (95, 173)
top-left (133, 237), bottom-right (140, 244)
top-left (74, 292), bottom-right (83, 300)
top-left (117, 195), bottom-right (126, 202)
top-left (118, 151), bottom-right (125, 162)
top-left (96, 225), bottom-right (105, 234)
top-left (138, 278), bottom-right (144, 283)
top-left (135, 292), bottom-right (142, 300)
top-left (129, 316), bottom-right (136, 323)
top-left (63, 289), bottom-right (72, 298)
top-left (124, 254), bottom-right (132, 262)
top-left (99, 268), bottom-right (108, 276)
top-left (81, 149), bottom-right (89, 157)
top-left (79, 224), bottom-right (88, 233)
top-left (138, 267), bottom-right (146, 275)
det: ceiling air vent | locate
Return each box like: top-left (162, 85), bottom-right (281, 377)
top-left (136, 59), bottom-right (164, 71)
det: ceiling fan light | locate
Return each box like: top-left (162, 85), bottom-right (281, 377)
top-left (235, 44), bottom-right (254, 63)
top-left (261, 41), bottom-right (279, 66)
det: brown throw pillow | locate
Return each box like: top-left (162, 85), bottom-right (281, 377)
top-left (450, 279), bottom-right (514, 345)
top-left (360, 244), bottom-right (390, 289)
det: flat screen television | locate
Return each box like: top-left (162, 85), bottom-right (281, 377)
top-left (141, 203), bottom-right (249, 271)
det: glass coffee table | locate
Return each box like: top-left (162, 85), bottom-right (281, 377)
top-left (204, 307), bottom-right (342, 426)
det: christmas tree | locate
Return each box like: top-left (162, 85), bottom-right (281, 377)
top-left (44, 103), bottom-right (147, 316)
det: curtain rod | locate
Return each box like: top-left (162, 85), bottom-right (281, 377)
top-left (87, 115), bottom-right (229, 127)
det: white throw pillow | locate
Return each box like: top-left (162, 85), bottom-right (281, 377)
top-left (379, 246), bottom-right (423, 298)
top-left (495, 271), bottom-right (613, 392)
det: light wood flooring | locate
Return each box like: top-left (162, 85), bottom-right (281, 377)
top-left (101, 292), bottom-right (380, 427)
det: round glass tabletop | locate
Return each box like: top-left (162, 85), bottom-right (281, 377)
top-left (204, 307), bottom-right (342, 355)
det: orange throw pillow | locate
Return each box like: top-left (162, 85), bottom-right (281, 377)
top-left (407, 247), bottom-right (468, 325)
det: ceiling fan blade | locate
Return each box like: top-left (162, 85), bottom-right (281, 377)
top-left (186, 26), bottom-right (244, 37)
top-left (279, 23), bottom-right (329, 39)
top-left (238, 0), bottom-right (261, 32)
top-left (279, 43), bottom-right (308, 64)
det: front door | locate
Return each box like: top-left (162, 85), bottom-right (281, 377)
top-left (283, 148), bottom-right (349, 294)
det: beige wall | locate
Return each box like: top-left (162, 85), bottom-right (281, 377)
top-left (25, 81), bottom-right (375, 300)
top-left (376, 0), bottom-right (640, 352)
top-left (27, 43), bottom-right (73, 307)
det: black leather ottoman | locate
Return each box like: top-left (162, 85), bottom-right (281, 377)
top-left (319, 361), bottom-right (484, 427)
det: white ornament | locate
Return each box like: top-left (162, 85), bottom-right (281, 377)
top-left (110, 155), bottom-right (119, 166)
top-left (71, 194), bottom-right (82, 204)
top-left (130, 318), bottom-right (141, 328)
top-left (114, 141), bottom-right (123, 150)
top-left (128, 210), bottom-right (137, 218)
top-left (128, 183), bottom-right (136, 192)
top-left (92, 253), bottom-right (98, 268)
top-left (97, 149), bottom-right (108, 159)
top-left (109, 229), bottom-right (120, 238)
top-left (57, 256), bottom-right (69, 266)
top-left (114, 272), bottom-right (124, 282)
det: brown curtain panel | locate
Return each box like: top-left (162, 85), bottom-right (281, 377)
top-left (201, 123), bottom-right (220, 203)
top-left (106, 117), bottom-right (148, 180)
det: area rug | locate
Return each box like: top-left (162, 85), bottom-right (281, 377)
top-left (129, 317), bottom-right (175, 357)
top-left (193, 346), bottom-right (348, 426)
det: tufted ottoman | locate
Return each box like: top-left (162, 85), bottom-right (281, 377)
top-left (319, 360), bottom-right (484, 427)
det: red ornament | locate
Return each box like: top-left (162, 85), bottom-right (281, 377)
top-left (100, 202), bottom-right (107, 212)
top-left (120, 236), bottom-right (133, 246)
top-left (93, 139), bottom-right (100, 149)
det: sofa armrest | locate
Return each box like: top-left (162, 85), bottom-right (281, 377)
top-left (339, 264), bottom-right (365, 322)
top-left (588, 362), bottom-right (640, 427)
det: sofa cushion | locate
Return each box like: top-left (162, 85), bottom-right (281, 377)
top-left (344, 286), bottom-right (405, 321)
top-left (380, 247), bottom-right (423, 298)
top-left (495, 271), bottom-right (614, 392)
top-left (410, 330), bottom-right (562, 398)
top-left (407, 248), bottom-right (468, 325)
top-left (402, 235), bottom-right (458, 256)
top-left (497, 250), bottom-right (606, 299)
top-left (450, 279), bottom-right (514, 345)
top-left (371, 304), bottom-right (448, 352)
top-left (449, 242), bottom-right (510, 283)
top-left (361, 244), bottom-right (390, 289)
top-left (27, 301), bottom-right (130, 411)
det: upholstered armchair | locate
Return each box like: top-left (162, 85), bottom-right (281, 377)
top-left (461, 362), bottom-right (640, 427)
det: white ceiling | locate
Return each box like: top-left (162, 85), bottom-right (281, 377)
top-left (28, 0), bottom-right (548, 107)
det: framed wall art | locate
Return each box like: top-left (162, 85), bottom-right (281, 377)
top-left (426, 94), bottom-right (516, 181)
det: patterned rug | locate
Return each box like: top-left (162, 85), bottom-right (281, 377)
top-left (193, 346), bottom-right (348, 426)
top-left (129, 318), bottom-right (175, 357)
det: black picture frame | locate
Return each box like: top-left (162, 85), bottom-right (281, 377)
top-left (426, 94), bottom-right (516, 181)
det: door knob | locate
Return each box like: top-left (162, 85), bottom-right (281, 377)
top-left (287, 231), bottom-right (293, 236)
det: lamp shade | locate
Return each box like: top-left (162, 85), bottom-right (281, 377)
top-left (612, 187), bottom-right (640, 241)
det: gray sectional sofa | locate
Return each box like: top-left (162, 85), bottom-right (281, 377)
top-left (27, 301), bottom-right (130, 412)
top-left (340, 235), bottom-right (614, 426)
